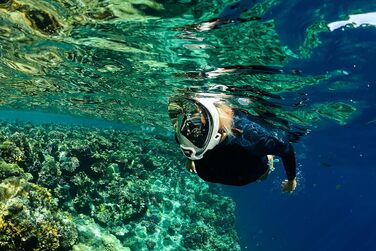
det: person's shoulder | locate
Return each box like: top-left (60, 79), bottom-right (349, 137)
top-left (232, 109), bottom-right (251, 127)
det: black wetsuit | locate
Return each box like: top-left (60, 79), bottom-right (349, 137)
top-left (195, 109), bottom-right (296, 186)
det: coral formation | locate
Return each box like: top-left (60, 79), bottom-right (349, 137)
top-left (73, 214), bottom-right (130, 251)
top-left (0, 122), bottom-right (240, 250)
top-left (0, 161), bottom-right (78, 250)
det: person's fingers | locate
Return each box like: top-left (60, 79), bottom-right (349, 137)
top-left (188, 163), bottom-right (197, 174)
top-left (281, 180), bottom-right (294, 193)
top-left (191, 161), bottom-right (197, 173)
top-left (267, 155), bottom-right (274, 161)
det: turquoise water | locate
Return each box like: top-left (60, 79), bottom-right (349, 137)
top-left (0, 0), bottom-right (375, 250)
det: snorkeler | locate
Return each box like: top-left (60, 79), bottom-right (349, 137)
top-left (168, 94), bottom-right (297, 192)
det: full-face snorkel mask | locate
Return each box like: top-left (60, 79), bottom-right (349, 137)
top-left (168, 96), bottom-right (221, 160)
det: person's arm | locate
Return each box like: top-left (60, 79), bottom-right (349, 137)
top-left (238, 118), bottom-right (298, 192)
top-left (250, 129), bottom-right (297, 182)
top-left (281, 143), bottom-right (297, 192)
top-left (281, 143), bottom-right (296, 181)
top-left (247, 126), bottom-right (297, 192)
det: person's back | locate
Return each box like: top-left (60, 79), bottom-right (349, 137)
top-left (195, 138), bottom-right (269, 186)
top-left (195, 109), bottom-right (291, 186)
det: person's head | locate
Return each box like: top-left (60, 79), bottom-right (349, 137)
top-left (168, 95), bottom-right (233, 160)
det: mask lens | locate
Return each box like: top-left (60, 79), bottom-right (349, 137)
top-left (179, 111), bottom-right (209, 148)
top-left (168, 97), bottom-right (211, 148)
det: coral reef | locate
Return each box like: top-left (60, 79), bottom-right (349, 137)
top-left (0, 122), bottom-right (240, 250)
top-left (73, 214), bottom-right (130, 251)
top-left (0, 160), bottom-right (78, 250)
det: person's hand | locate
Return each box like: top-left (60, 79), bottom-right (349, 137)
top-left (282, 178), bottom-right (297, 193)
top-left (186, 160), bottom-right (197, 174)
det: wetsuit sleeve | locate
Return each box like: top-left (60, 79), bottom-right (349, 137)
top-left (262, 136), bottom-right (296, 180)
top-left (259, 136), bottom-right (296, 180)
top-left (240, 123), bottom-right (297, 180)
top-left (281, 143), bottom-right (296, 181)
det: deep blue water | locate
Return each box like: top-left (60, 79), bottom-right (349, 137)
top-left (226, 122), bottom-right (376, 250)
top-left (224, 2), bottom-right (376, 250)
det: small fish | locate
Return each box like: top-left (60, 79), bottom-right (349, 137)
top-left (320, 161), bottom-right (332, 167)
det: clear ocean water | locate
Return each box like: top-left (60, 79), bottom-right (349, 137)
top-left (0, 0), bottom-right (375, 250)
